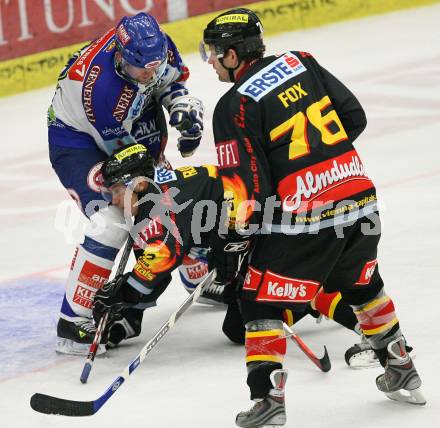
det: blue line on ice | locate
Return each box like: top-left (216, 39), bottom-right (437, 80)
top-left (0, 277), bottom-right (64, 380)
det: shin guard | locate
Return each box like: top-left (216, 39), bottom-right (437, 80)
top-left (61, 245), bottom-right (114, 318)
top-left (61, 206), bottom-right (128, 319)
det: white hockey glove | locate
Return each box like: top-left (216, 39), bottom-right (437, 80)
top-left (168, 95), bottom-right (204, 158)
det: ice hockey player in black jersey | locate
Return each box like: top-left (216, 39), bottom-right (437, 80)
top-left (91, 143), bottom-right (227, 342)
top-left (201, 7), bottom-right (425, 427)
top-left (95, 143), bottom-right (396, 366)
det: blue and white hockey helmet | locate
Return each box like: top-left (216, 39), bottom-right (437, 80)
top-left (115, 13), bottom-right (168, 88)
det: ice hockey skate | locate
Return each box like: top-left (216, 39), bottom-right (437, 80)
top-left (236, 370), bottom-right (287, 428)
top-left (56, 317), bottom-right (106, 356)
top-left (345, 335), bottom-right (414, 369)
top-left (376, 337), bottom-right (425, 405)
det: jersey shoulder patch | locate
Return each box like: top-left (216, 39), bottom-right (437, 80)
top-left (154, 167), bottom-right (177, 184)
top-left (165, 33), bottom-right (184, 69)
top-left (237, 52), bottom-right (307, 101)
top-left (68, 29), bottom-right (115, 82)
top-left (175, 166), bottom-right (199, 180)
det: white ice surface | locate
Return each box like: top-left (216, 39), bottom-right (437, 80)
top-left (0, 4), bottom-right (439, 427)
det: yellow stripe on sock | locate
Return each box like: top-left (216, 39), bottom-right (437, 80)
top-left (246, 329), bottom-right (284, 339)
top-left (284, 310), bottom-right (294, 327)
top-left (246, 354), bottom-right (284, 364)
top-left (328, 292), bottom-right (342, 319)
top-left (354, 295), bottom-right (390, 315)
top-left (362, 317), bottom-right (399, 336)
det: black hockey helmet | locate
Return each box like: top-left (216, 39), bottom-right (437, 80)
top-left (201, 8), bottom-right (265, 62)
top-left (101, 143), bottom-right (154, 188)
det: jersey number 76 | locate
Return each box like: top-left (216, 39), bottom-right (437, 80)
top-left (270, 95), bottom-right (348, 160)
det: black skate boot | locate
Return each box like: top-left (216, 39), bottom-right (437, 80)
top-left (376, 337), bottom-right (425, 405)
top-left (236, 369), bottom-right (287, 428)
top-left (345, 334), bottom-right (414, 369)
top-left (56, 317), bottom-right (106, 356)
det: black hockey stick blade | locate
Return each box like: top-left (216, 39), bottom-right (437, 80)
top-left (291, 335), bottom-right (331, 372)
top-left (30, 373), bottom-right (125, 416)
top-left (30, 393), bottom-right (95, 416)
top-left (284, 323), bottom-right (331, 372)
top-left (30, 271), bottom-right (216, 417)
top-left (319, 346), bottom-right (331, 372)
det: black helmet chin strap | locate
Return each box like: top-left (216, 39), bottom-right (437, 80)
top-left (219, 57), bottom-right (242, 83)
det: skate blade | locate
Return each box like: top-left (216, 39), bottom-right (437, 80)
top-left (385, 387), bottom-right (426, 405)
top-left (56, 338), bottom-right (106, 356)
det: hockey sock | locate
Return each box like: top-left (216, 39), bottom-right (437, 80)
top-left (351, 288), bottom-right (401, 362)
top-left (313, 289), bottom-right (358, 331)
top-left (62, 243), bottom-right (114, 318)
top-left (61, 205), bottom-right (128, 319)
top-left (245, 319), bottom-right (286, 400)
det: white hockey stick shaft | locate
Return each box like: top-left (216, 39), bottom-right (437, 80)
top-left (80, 237), bottom-right (133, 383)
top-left (30, 269), bottom-right (217, 416)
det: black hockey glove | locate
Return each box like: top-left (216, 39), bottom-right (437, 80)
top-left (92, 273), bottom-right (143, 325)
top-left (208, 240), bottom-right (250, 286)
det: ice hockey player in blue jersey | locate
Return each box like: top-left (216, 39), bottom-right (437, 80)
top-left (48, 12), bottom-right (206, 355)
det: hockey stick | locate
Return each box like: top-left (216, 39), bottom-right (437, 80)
top-left (30, 269), bottom-right (216, 416)
top-left (283, 323), bottom-right (331, 372)
top-left (80, 237), bottom-right (133, 384)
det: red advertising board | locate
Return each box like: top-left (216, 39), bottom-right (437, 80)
top-left (0, 0), bottom-right (168, 61)
top-left (0, 0), bottom-right (259, 62)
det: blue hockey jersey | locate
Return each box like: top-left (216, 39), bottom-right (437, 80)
top-left (48, 27), bottom-right (190, 156)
